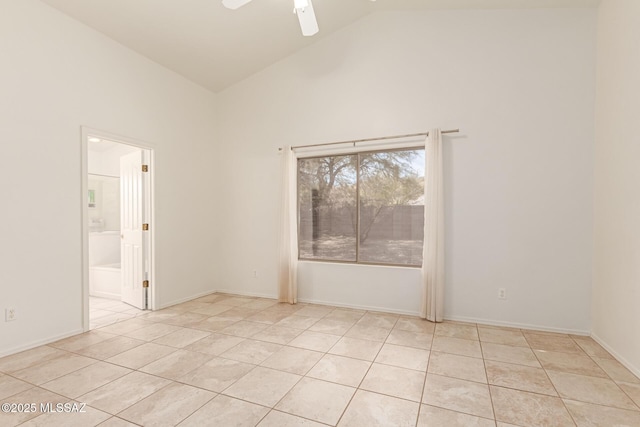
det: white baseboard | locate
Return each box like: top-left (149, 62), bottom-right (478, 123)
top-left (158, 289), bottom-right (219, 310)
top-left (591, 333), bottom-right (640, 379)
top-left (215, 288), bottom-right (278, 300)
top-left (159, 289), bottom-right (277, 310)
top-left (0, 328), bottom-right (84, 358)
top-left (203, 290), bottom-right (418, 315)
top-left (89, 291), bottom-right (120, 300)
top-left (443, 314), bottom-right (590, 336)
top-left (202, 291), bottom-right (592, 334)
top-left (298, 297), bottom-right (420, 317)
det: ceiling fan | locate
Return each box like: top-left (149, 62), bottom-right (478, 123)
top-left (222, 0), bottom-right (319, 36)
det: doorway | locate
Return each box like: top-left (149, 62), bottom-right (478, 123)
top-left (81, 128), bottom-right (155, 331)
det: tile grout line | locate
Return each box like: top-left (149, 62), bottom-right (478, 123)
top-left (329, 312), bottom-right (397, 426)
top-left (5, 294), bottom-right (640, 426)
top-left (477, 323), bottom-right (500, 426)
top-left (414, 320), bottom-right (436, 427)
top-left (228, 307), bottom-right (365, 426)
top-left (533, 337), bottom-right (581, 426)
top-left (567, 335), bottom-right (640, 412)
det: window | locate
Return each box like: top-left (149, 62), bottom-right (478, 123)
top-left (298, 148), bottom-right (425, 266)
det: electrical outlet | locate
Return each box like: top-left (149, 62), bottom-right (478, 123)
top-left (5, 308), bottom-right (16, 322)
top-left (498, 288), bottom-right (507, 300)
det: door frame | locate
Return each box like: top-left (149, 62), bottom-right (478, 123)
top-left (81, 127), bottom-right (156, 332)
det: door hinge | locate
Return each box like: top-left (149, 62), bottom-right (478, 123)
top-left (143, 280), bottom-right (149, 288)
top-left (142, 165), bottom-right (149, 172)
top-left (142, 223), bottom-right (149, 231)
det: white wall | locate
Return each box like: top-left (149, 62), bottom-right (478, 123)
top-left (0, 0), bottom-right (217, 356)
top-left (216, 8), bottom-right (596, 332)
top-left (592, 0), bottom-right (640, 375)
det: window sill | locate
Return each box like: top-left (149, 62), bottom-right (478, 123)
top-left (297, 258), bottom-right (422, 270)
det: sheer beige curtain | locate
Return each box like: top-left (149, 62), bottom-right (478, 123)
top-left (278, 145), bottom-right (298, 303)
top-left (421, 129), bottom-right (445, 321)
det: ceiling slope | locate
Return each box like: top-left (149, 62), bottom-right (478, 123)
top-left (40, 0), bottom-right (599, 92)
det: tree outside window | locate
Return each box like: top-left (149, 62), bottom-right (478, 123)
top-left (298, 148), bottom-right (425, 266)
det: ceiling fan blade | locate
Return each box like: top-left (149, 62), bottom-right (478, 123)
top-left (295, 0), bottom-right (319, 36)
top-left (222, 0), bottom-right (253, 10)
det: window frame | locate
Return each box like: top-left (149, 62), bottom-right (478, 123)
top-left (296, 145), bottom-right (425, 268)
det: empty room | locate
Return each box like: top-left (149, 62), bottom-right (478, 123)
top-left (1, 0), bottom-right (639, 426)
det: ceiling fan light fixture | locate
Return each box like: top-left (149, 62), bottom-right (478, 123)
top-left (222, 0), bottom-right (318, 37)
top-left (294, 0), bottom-right (319, 37)
top-left (221, 0), bottom-right (252, 10)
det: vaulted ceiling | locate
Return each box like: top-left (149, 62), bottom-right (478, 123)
top-left (40, 0), bottom-right (599, 92)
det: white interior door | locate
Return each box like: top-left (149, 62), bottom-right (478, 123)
top-left (120, 150), bottom-right (147, 309)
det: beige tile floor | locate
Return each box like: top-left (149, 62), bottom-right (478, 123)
top-left (1, 293), bottom-right (639, 426)
top-left (89, 297), bottom-right (146, 330)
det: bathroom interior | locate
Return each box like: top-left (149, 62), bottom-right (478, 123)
top-left (87, 138), bottom-right (144, 327)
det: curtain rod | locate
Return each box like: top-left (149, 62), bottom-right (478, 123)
top-left (279, 129), bottom-right (459, 151)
